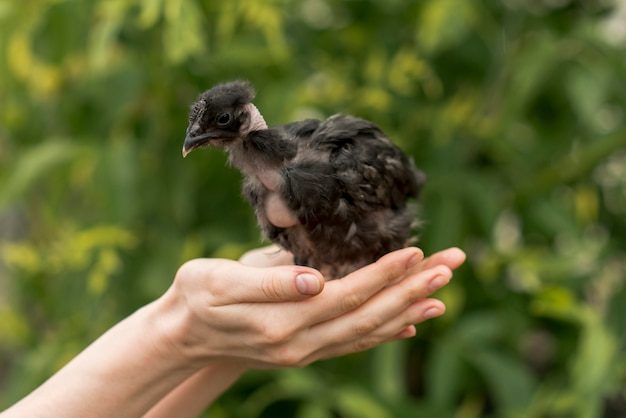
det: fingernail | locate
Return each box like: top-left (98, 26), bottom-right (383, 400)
top-left (296, 274), bottom-right (322, 295)
top-left (428, 275), bottom-right (450, 292)
top-left (406, 251), bottom-right (422, 269)
top-left (423, 307), bottom-right (443, 319)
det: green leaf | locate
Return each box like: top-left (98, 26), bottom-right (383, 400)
top-left (0, 139), bottom-right (81, 209)
top-left (240, 369), bottom-right (325, 417)
top-left (455, 312), bottom-right (505, 345)
top-left (137, 0), bottom-right (163, 28)
top-left (468, 349), bottom-right (535, 411)
top-left (297, 402), bottom-right (333, 418)
top-left (417, 0), bottom-right (476, 53)
top-left (371, 341), bottom-right (406, 402)
top-left (427, 337), bottom-right (463, 407)
top-left (334, 386), bottom-right (392, 418)
top-left (163, 0), bottom-right (205, 63)
top-left (570, 312), bottom-right (619, 413)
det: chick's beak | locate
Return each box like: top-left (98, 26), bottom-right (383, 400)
top-left (182, 134), bottom-right (198, 158)
top-left (182, 125), bottom-right (215, 158)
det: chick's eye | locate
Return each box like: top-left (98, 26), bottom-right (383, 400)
top-left (217, 113), bottom-right (231, 126)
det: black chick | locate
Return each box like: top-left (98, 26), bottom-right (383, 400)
top-left (182, 80), bottom-right (425, 279)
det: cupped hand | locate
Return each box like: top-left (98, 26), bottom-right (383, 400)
top-left (158, 245), bottom-right (465, 370)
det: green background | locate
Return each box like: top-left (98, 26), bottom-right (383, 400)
top-left (1, 0), bottom-right (626, 417)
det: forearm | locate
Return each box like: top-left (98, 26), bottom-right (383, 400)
top-left (2, 300), bottom-right (197, 418)
top-left (143, 361), bottom-right (246, 418)
top-left (1, 247), bottom-right (464, 418)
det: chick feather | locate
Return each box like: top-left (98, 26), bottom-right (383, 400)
top-left (183, 80), bottom-right (425, 279)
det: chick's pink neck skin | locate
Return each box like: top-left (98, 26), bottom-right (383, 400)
top-left (242, 103), bottom-right (268, 135)
top-left (225, 103), bottom-right (271, 177)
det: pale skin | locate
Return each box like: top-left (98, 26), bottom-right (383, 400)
top-left (1, 245), bottom-right (465, 418)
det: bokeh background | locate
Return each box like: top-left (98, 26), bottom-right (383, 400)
top-left (1, 0), bottom-right (626, 417)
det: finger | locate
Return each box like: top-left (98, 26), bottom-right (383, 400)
top-left (301, 266), bottom-right (451, 348)
top-left (307, 299), bottom-right (445, 362)
top-left (195, 260), bottom-right (325, 304)
top-left (368, 298), bottom-right (446, 339)
top-left (393, 325), bottom-right (416, 339)
top-left (419, 247), bottom-right (466, 272)
top-left (239, 245), bottom-right (294, 267)
top-left (385, 247), bottom-right (464, 287)
top-left (302, 247), bottom-right (424, 324)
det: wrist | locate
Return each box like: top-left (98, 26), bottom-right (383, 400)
top-left (143, 289), bottom-right (206, 372)
top-left (147, 289), bottom-right (250, 377)
top-left (4, 293), bottom-right (208, 418)
top-left (149, 282), bottom-right (248, 370)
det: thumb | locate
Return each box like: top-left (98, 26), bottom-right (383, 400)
top-left (209, 261), bottom-right (325, 304)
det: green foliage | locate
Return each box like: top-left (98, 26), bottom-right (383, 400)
top-left (1, 0), bottom-right (626, 416)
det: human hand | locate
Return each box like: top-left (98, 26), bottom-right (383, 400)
top-left (156, 246), bottom-right (465, 370)
top-left (240, 244), bottom-right (465, 344)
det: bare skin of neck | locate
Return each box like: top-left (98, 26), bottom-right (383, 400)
top-left (241, 103), bottom-right (268, 134)
top-left (227, 103), bottom-right (269, 173)
top-left (226, 103), bottom-right (276, 181)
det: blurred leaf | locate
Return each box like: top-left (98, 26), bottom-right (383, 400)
top-left (0, 140), bottom-right (81, 209)
top-left (517, 126), bottom-right (626, 204)
top-left (570, 312), bottom-right (619, 414)
top-left (2, 243), bottom-right (41, 273)
top-left (455, 312), bottom-right (505, 345)
top-left (163, 0), bottom-right (205, 63)
top-left (417, 0), bottom-right (476, 53)
top-left (87, 248), bottom-right (121, 295)
top-left (0, 306), bottom-right (31, 347)
top-left (297, 402), bottom-right (333, 418)
top-left (531, 286), bottom-right (579, 322)
top-left (469, 349), bottom-right (535, 411)
top-left (427, 336), bottom-right (463, 407)
top-left (7, 28), bottom-right (62, 95)
top-left (240, 369), bottom-right (325, 417)
top-left (504, 31), bottom-right (561, 117)
top-left (137, 0), bottom-right (163, 29)
top-left (87, 0), bottom-right (129, 72)
top-left (371, 342), bottom-right (405, 402)
top-left (334, 386), bottom-right (392, 418)
top-left (565, 63), bottom-right (613, 133)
